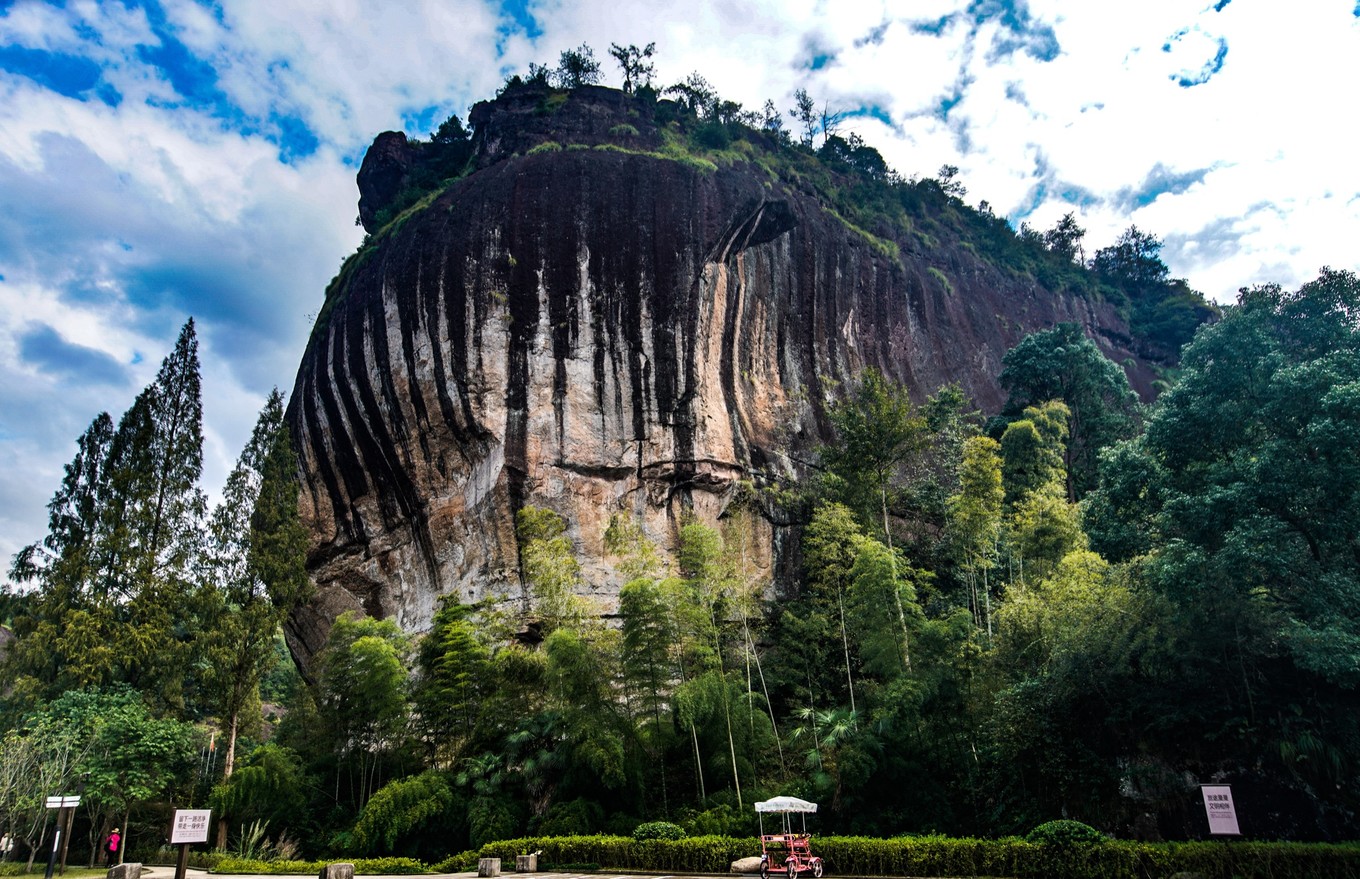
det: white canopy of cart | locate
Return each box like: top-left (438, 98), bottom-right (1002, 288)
top-left (755, 797), bottom-right (818, 813)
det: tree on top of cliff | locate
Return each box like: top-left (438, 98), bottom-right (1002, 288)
top-left (431, 113), bottom-right (468, 144)
top-left (1090, 225), bottom-right (1216, 359)
top-left (554, 44), bottom-right (602, 88)
top-left (609, 42), bottom-right (656, 94)
top-left (666, 72), bottom-right (719, 118)
top-left (1042, 212), bottom-right (1086, 264)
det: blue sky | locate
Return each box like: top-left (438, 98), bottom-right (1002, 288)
top-left (1, 0), bottom-right (1358, 566)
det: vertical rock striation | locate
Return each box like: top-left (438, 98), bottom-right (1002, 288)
top-left (285, 87), bottom-right (1155, 672)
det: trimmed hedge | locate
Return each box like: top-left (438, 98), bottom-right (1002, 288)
top-left (210, 856), bottom-right (427, 874)
top-left (632, 822), bottom-right (687, 841)
top-left (479, 836), bottom-right (749, 873)
top-left (195, 835), bottom-right (1360, 878)
top-left (477, 834), bottom-right (1360, 879)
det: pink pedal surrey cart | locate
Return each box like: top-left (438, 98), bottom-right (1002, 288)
top-left (756, 796), bottom-right (824, 879)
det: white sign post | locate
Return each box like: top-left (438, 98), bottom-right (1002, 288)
top-left (170, 809), bottom-right (212, 879)
top-left (42, 795), bottom-right (80, 879)
top-left (1201, 785), bottom-right (1240, 836)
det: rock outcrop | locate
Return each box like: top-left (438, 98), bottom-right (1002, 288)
top-left (285, 85), bottom-right (1159, 673)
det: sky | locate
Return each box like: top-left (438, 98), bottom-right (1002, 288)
top-left (1, 0), bottom-right (1358, 569)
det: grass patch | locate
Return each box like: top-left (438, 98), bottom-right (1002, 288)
top-left (526, 141), bottom-right (562, 155)
top-left (826, 207), bottom-right (902, 265)
top-left (928, 266), bottom-right (955, 295)
top-left (590, 142), bottom-right (717, 173)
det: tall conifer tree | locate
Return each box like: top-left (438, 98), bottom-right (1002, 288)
top-left (4, 320), bottom-right (206, 711)
top-left (201, 388), bottom-right (309, 845)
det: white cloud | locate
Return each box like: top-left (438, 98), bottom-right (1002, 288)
top-left (0, 0), bottom-right (1358, 567)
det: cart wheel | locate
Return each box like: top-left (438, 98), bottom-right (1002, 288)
top-left (788, 862), bottom-right (797, 879)
top-left (760, 863), bottom-right (769, 879)
top-left (812, 862), bottom-right (823, 878)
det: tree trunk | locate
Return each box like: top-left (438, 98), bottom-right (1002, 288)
top-left (745, 623), bottom-right (786, 773)
top-left (881, 486), bottom-right (911, 671)
top-left (216, 713), bottom-right (239, 850)
top-left (689, 723), bottom-right (706, 802)
top-left (983, 565), bottom-right (993, 641)
top-left (722, 684), bottom-right (743, 811)
top-left (837, 589), bottom-right (857, 721)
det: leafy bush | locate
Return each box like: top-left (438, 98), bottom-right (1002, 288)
top-left (210, 857), bottom-right (280, 873)
top-left (1025, 820), bottom-right (1105, 847)
top-left (352, 771), bottom-right (453, 855)
top-left (679, 803), bottom-right (742, 837)
top-left (537, 798), bottom-right (603, 836)
top-left (632, 821), bottom-right (687, 841)
top-left (431, 851), bottom-right (479, 873)
top-left (693, 121), bottom-right (731, 150)
top-left (609, 123), bottom-right (639, 137)
top-left (350, 857), bottom-right (428, 873)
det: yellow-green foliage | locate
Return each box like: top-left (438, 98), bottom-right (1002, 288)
top-left (526, 141), bottom-right (562, 155)
top-left (825, 207), bottom-right (901, 265)
top-left (590, 142), bottom-right (717, 173)
top-left (928, 266), bottom-right (955, 295)
top-left (209, 857), bottom-right (427, 874)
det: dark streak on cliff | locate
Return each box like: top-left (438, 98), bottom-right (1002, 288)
top-left (284, 87), bottom-right (1167, 671)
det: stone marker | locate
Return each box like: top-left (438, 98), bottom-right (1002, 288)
top-left (478, 857), bottom-right (502, 877)
top-left (515, 854), bottom-right (538, 872)
top-left (731, 856), bottom-right (763, 873)
top-left (107, 862), bottom-right (142, 879)
top-left (319, 863), bottom-right (355, 879)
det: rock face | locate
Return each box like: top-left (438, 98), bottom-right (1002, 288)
top-left (285, 86), bottom-right (1157, 672)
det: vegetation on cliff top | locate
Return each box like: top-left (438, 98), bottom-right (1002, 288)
top-left (331, 43), bottom-right (1213, 365)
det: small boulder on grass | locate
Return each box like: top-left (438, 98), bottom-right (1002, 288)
top-left (108, 863), bottom-right (142, 879)
top-left (731, 856), bottom-right (763, 873)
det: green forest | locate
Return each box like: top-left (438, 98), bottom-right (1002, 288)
top-left (4, 271), bottom-right (1357, 865)
top-left (2, 44), bottom-right (1359, 871)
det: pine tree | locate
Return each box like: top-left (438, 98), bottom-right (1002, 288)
top-left (5, 320), bottom-right (207, 710)
top-left (108, 320), bottom-right (207, 708)
top-left (201, 389), bottom-right (310, 846)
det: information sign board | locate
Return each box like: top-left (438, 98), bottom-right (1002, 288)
top-left (170, 809), bottom-right (212, 844)
top-left (1201, 785), bottom-right (1240, 835)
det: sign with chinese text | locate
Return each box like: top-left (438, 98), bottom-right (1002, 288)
top-left (1201, 785), bottom-right (1240, 835)
top-left (170, 809), bottom-right (211, 844)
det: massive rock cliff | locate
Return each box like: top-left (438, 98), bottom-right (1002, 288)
top-left (285, 85), bottom-right (1158, 672)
